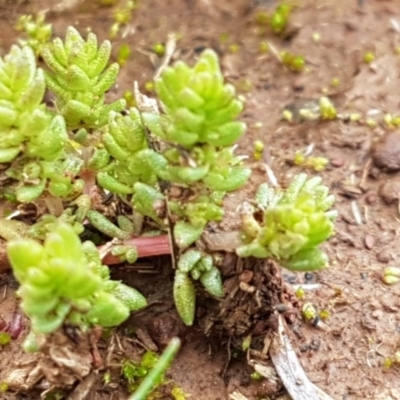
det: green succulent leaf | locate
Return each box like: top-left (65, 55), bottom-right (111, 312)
top-left (173, 271), bottom-right (196, 326)
top-left (174, 221), bottom-right (204, 250)
top-left (200, 267), bottom-right (223, 298)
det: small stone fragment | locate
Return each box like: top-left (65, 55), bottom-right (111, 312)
top-left (378, 177), bottom-right (400, 204)
top-left (330, 157), bottom-right (344, 168)
top-left (239, 269), bottom-right (254, 283)
top-left (376, 251), bottom-right (392, 264)
top-left (371, 131), bottom-right (400, 171)
top-left (364, 192), bottom-right (378, 205)
top-left (292, 76), bottom-right (305, 91)
top-left (364, 234), bottom-right (375, 250)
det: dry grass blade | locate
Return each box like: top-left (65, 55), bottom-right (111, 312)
top-left (229, 392), bottom-right (249, 400)
top-left (269, 315), bottom-right (333, 400)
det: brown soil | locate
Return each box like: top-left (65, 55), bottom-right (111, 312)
top-left (2, 0), bottom-right (400, 399)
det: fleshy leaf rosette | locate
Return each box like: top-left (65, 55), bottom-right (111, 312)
top-left (96, 108), bottom-right (160, 195)
top-left (41, 26), bottom-right (126, 129)
top-left (0, 45), bottom-right (67, 164)
top-left (143, 49), bottom-right (246, 148)
top-left (0, 45), bottom-right (80, 202)
top-left (237, 174), bottom-right (336, 271)
top-left (7, 223), bottom-right (146, 351)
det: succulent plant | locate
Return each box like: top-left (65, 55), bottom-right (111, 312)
top-left (41, 26), bottom-right (126, 130)
top-left (7, 223), bottom-right (146, 351)
top-left (237, 174), bottom-right (336, 271)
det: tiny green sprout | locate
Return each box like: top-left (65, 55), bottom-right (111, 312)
top-left (366, 118), bottom-right (377, 128)
top-left (237, 78), bottom-right (253, 93)
top-left (349, 113), bottom-right (362, 123)
top-left (319, 309), bottom-right (330, 321)
top-left (109, 22), bottom-right (121, 39)
top-left (250, 371), bottom-right (263, 381)
top-left (364, 51), bottom-right (375, 64)
top-left (114, 1), bottom-right (136, 25)
top-left (117, 44), bottom-right (132, 66)
top-left (382, 267), bottom-right (400, 285)
top-left (171, 386), bottom-right (188, 400)
top-left (270, 4), bottom-right (292, 35)
top-left (15, 13), bottom-right (52, 55)
top-left (384, 113), bottom-right (394, 127)
top-left (384, 357), bottom-right (394, 369)
top-left (0, 383), bottom-right (8, 393)
top-left (228, 44), bottom-right (240, 54)
top-left (98, 0), bottom-right (118, 5)
top-left (219, 33), bottom-right (229, 43)
top-left (145, 81), bottom-right (155, 92)
top-left (294, 151), bottom-right (329, 172)
top-left (123, 90), bottom-right (136, 107)
top-left (295, 286), bottom-right (305, 299)
top-left (255, 11), bottom-right (269, 26)
top-left (282, 109), bottom-right (293, 122)
top-left (253, 140), bottom-right (264, 161)
top-left (103, 371), bottom-right (112, 385)
top-left (0, 332), bottom-right (11, 346)
top-left (384, 114), bottom-right (400, 128)
top-left (128, 338), bottom-right (181, 400)
top-left (319, 96), bottom-right (337, 120)
top-left (331, 77), bottom-right (340, 87)
top-left (259, 41), bottom-right (269, 53)
top-left (242, 335), bottom-right (252, 351)
top-left (302, 302), bottom-right (317, 322)
top-left (152, 43), bottom-right (166, 57)
top-left (281, 51), bottom-right (305, 72)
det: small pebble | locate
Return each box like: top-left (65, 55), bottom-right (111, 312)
top-left (330, 157), bottom-right (344, 168)
top-left (304, 272), bottom-right (315, 282)
top-left (284, 274), bottom-right (298, 284)
top-left (376, 251), bottom-right (392, 264)
top-left (239, 269), bottom-right (254, 283)
top-left (364, 192), bottom-right (378, 205)
top-left (371, 131), bottom-right (400, 171)
top-left (364, 234), bottom-right (375, 250)
top-left (378, 177), bottom-right (400, 204)
top-left (299, 343), bottom-right (309, 352)
top-left (292, 76), bottom-right (305, 91)
top-left (309, 338), bottom-right (321, 351)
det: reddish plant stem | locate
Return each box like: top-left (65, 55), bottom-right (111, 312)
top-left (100, 234), bottom-right (171, 265)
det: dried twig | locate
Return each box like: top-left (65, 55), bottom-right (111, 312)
top-left (269, 315), bottom-right (333, 400)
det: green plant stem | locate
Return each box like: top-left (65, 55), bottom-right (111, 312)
top-left (128, 337), bottom-right (181, 400)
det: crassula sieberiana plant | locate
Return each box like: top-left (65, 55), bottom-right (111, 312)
top-left (0, 24), bottom-right (337, 339)
top-left (237, 174), bottom-right (336, 271)
top-left (7, 222), bottom-right (146, 352)
top-left (139, 50), bottom-right (252, 324)
top-left (41, 26), bottom-right (126, 130)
